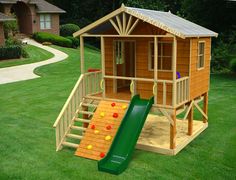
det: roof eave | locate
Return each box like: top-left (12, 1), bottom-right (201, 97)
top-left (37, 10), bottom-right (66, 14)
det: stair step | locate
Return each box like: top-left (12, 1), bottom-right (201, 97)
top-left (62, 141), bottom-right (79, 148)
top-left (78, 111), bottom-right (94, 115)
top-left (66, 133), bottom-right (83, 140)
top-left (71, 126), bottom-right (86, 131)
top-left (82, 103), bottom-right (98, 108)
top-left (75, 118), bottom-right (90, 123)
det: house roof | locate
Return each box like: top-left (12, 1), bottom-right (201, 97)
top-left (74, 5), bottom-right (218, 39)
top-left (0, 12), bottom-right (14, 21)
top-left (0, 0), bottom-right (65, 13)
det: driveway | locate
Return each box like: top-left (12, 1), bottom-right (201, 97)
top-left (0, 39), bottom-right (68, 85)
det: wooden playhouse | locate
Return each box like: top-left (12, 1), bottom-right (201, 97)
top-left (53, 5), bottom-right (218, 159)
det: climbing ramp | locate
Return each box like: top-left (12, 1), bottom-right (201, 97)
top-left (75, 100), bottom-right (128, 160)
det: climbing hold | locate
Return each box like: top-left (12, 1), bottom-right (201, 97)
top-left (87, 145), bottom-right (93, 150)
top-left (94, 130), bottom-right (99, 134)
top-left (122, 105), bottom-right (127, 109)
top-left (105, 135), bottom-right (112, 141)
top-left (100, 152), bottom-right (106, 158)
top-left (106, 125), bottom-right (112, 130)
top-left (100, 112), bottom-right (105, 117)
top-left (113, 113), bottom-right (118, 118)
top-left (111, 102), bottom-right (116, 107)
top-left (91, 124), bottom-right (95, 129)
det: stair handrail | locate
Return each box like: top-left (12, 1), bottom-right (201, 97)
top-left (53, 74), bottom-right (84, 128)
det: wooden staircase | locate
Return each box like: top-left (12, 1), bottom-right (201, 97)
top-left (61, 98), bottom-right (100, 149)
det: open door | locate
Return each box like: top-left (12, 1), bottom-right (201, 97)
top-left (114, 41), bottom-right (135, 93)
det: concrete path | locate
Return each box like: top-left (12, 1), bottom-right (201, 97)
top-left (0, 39), bottom-right (68, 85)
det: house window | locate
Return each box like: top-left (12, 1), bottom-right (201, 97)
top-left (114, 41), bottom-right (125, 64)
top-left (40, 14), bottom-right (51, 30)
top-left (198, 41), bottom-right (205, 69)
top-left (149, 41), bottom-right (173, 70)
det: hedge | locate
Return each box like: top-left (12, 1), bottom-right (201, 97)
top-left (33, 32), bottom-right (72, 47)
top-left (60, 24), bottom-right (80, 37)
top-left (66, 36), bottom-right (80, 48)
top-left (0, 45), bottom-right (22, 60)
top-left (230, 58), bottom-right (236, 73)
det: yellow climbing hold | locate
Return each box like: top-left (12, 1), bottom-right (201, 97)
top-left (122, 105), bottom-right (127, 109)
top-left (87, 145), bottom-right (93, 150)
top-left (105, 135), bottom-right (112, 141)
top-left (100, 112), bottom-right (105, 117)
top-left (94, 130), bottom-right (99, 134)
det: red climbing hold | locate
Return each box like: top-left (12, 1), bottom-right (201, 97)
top-left (106, 125), bottom-right (112, 130)
top-left (100, 152), bottom-right (105, 158)
top-left (91, 124), bottom-right (95, 129)
top-left (111, 102), bottom-right (116, 107)
top-left (113, 113), bottom-right (118, 118)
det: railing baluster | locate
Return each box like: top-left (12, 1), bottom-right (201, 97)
top-left (163, 82), bottom-right (166, 106)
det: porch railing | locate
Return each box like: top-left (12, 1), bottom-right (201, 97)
top-left (53, 71), bottom-right (102, 151)
top-left (176, 77), bottom-right (189, 106)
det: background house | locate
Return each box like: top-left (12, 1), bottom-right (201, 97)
top-left (0, 0), bottom-right (65, 35)
top-left (0, 12), bottom-right (14, 45)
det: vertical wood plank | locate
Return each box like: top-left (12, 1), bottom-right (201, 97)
top-left (170, 109), bottom-right (176, 149)
top-left (172, 36), bottom-right (177, 107)
top-left (101, 36), bottom-right (106, 98)
top-left (80, 36), bottom-right (84, 74)
top-left (187, 102), bottom-right (193, 135)
top-left (154, 37), bottom-right (158, 105)
top-left (203, 92), bottom-right (208, 123)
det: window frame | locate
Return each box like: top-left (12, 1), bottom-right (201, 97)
top-left (148, 41), bottom-right (173, 72)
top-left (197, 41), bottom-right (205, 70)
top-left (40, 14), bottom-right (52, 30)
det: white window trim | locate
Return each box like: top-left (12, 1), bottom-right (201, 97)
top-left (148, 41), bottom-right (173, 72)
top-left (40, 14), bottom-right (52, 30)
top-left (197, 40), bottom-right (205, 70)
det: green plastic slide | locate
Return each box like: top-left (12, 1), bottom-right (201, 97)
top-left (98, 94), bottom-right (154, 175)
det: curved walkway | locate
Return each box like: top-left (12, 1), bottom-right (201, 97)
top-left (0, 39), bottom-right (68, 85)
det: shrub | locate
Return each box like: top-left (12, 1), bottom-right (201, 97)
top-left (5, 36), bottom-right (22, 46)
top-left (0, 45), bottom-right (22, 60)
top-left (66, 36), bottom-right (80, 48)
top-left (60, 23), bottom-right (80, 37)
top-left (33, 32), bottom-right (72, 47)
top-left (3, 19), bottom-right (18, 38)
top-left (230, 58), bottom-right (236, 73)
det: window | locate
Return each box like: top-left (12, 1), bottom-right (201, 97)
top-left (114, 41), bottom-right (125, 64)
top-left (40, 14), bottom-right (51, 30)
top-left (149, 41), bottom-right (173, 70)
top-left (198, 42), bottom-right (205, 69)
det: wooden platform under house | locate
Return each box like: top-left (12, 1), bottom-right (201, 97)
top-left (53, 5), bottom-right (217, 158)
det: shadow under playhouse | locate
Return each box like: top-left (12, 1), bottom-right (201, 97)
top-left (53, 5), bottom-right (217, 175)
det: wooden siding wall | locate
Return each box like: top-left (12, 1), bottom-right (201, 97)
top-left (104, 22), bottom-right (191, 104)
top-left (190, 38), bottom-right (211, 100)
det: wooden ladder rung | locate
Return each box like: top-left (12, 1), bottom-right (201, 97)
top-left (78, 111), bottom-right (94, 116)
top-left (71, 126), bottom-right (86, 131)
top-left (82, 103), bottom-right (98, 108)
top-left (62, 141), bottom-right (79, 148)
top-left (75, 118), bottom-right (90, 123)
top-left (66, 133), bottom-right (83, 140)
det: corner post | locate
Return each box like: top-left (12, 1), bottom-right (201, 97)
top-left (154, 36), bottom-right (158, 104)
top-left (170, 109), bottom-right (176, 149)
top-left (80, 35), bottom-right (85, 74)
top-left (172, 36), bottom-right (177, 107)
top-left (101, 36), bottom-right (106, 98)
top-left (203, 92), bottom-right (208, 123)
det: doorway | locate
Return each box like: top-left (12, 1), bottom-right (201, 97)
top-left (114, 40), bottom-right (135, 93)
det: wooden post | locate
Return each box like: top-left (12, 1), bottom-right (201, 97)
top-left (187, 102), bottom-right (193, 135)
top-left (203, 92), bottom-right (208, 123)
top-left (154, 37), bottom-right (158, 104)
top-left (172, 36), bottom-right (177, 107)
top-left (170, 109), bottom-right (176, 149)
top-left (101, 36), bottom-right (106, 98)
top-left (80, 36), bottom-right (84, 74)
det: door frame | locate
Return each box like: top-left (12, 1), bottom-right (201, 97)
top-left (113, 39), bottom-right (136, 93)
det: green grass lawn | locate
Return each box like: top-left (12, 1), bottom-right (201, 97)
top-left (0, 45), bottom-right (54, 68)
top-left (0, 45), bottom-right (235, 179)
